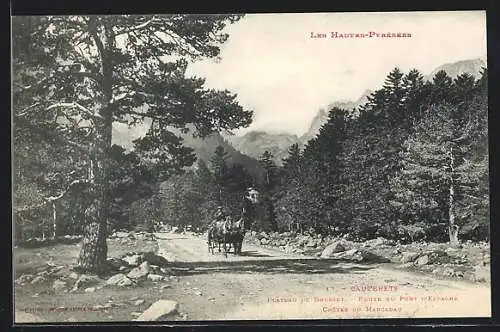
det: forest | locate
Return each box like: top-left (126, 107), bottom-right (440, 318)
top-left (12, 15), bottom-right (489, 274)
top-left (139, 67), bottom-right (489, 245)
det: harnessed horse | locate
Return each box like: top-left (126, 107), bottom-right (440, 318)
top-left (207, 208), bottom-right (249, 257)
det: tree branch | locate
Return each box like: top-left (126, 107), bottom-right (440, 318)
top-left (45, 179), bottom-right (91, 201)
top-left (115, 18), bottom-right (157, 36)
top-left (46, 102), bottom-right (103, 120)
top-left (14, 179), bottom-right (91, 212)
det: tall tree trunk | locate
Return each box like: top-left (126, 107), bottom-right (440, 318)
top-left (52, 201), bottom-right (57, 238)
top-left (77, 19), bottom-right (113, 273)
top-left (448, 145), bottom-right (459, 246)
top-left (77, 112), bottom-right (112, 272)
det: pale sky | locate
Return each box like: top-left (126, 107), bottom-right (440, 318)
top-left (185, 11), bottom-right (487, 136)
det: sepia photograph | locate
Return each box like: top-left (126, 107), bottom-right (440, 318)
top-left (12, 11), bottom-right (490, 323)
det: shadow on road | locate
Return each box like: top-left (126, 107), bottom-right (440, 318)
top-left (155, 237), bottom-right (190, 241)
top-left (238, 250), bottom-right (273, 258)
top-left (167, 257), bottom-right (378, 276)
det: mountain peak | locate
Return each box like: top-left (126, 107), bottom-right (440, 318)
top-left (427, 57), bottom-right (487, 80)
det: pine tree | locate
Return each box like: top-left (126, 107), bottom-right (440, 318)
top-left (258, 151), bottom-right (278, 231)
top-left (210, 145), bottom-right (230, 206)
top-left (391, 100), bottom-right (486, 244)
top-left (12, 15), bottom-right (251, 272)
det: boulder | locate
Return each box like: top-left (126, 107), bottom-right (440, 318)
top-left (134, 299), bottom-right (145, 305)
top-left (52, 280), bottom-right (67, 292)
top-left (127, 261), bottom-right (151, 280)
top-left (122, 254), bottom-right (143, 267)
top-left (72, 275), bottom-right (100, 291)
top-left (115, 231), bottom-right (129, 238)
top-left (400, 251), bottom-right (420, 264)
top-left (84, 287), bottom-right (96, 293)
top-left (15, 274), bottom-right (34, 285)
top-left (107, 257), bottom-right (127, 271)
top-left (278, 239), bottom-right (288, 246)
top-left (334, 248), bottom-right (390, 263)
top-left (69, 272), bottom-right (79, 280)
top-left (365, 237), bottom-right (393, 247)
top-left (143, 252), bottom-right (168, 266)
top-left (445, 247), bottom-right (461, 256)
top-left (320, 241), bottom-right (346, 258)
top-left (415, 255), bottom-right (429, 266)
top-left (147, 274), bottom-right (165, 282)
top-left (134, 300), bottom-right (178, 321)
top-left (30, 276), bottom-right (45, 284)
top-left (305, 240), bottom-right (317, 248)
top-left (106, 273), bottom-right (134, 287)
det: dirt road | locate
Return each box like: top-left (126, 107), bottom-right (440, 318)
top-left (154, 232), bottom-right (491, 320)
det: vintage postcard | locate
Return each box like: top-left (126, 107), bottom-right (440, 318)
top-left (12, 11), bottom-right (490, 323)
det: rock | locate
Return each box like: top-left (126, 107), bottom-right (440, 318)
top-left (334, 248), bottom-right (390, 263)
top-left (401, 252), bottom-right (420, 264)
top-left (72, 275), bottom-right (100, 291)
top-left (135, 299), bottom-right (146, 305)
top-left (53, 280), bottom-right (67, 292)
top-left (321, 241), bottom-right (346, 258)
top-left (107, 257), bottom-right (127, 271)
top-left (147, 274), bottom-right (165, 282)
top-left (115, 231), bottom-right (129, 238)
top-left (36, 270), bottom-right (49, 277)
top-left (143, 252), bottom-right (168, 266)
top-left (365, 237), bottom-right (392, 247)
top-left (139, 261), bottom-right (151, 271)
top-left (69, 272), bottom-right (79, 280)
top-left (65, 316), bottom-right (77, 322)
top-left (445, 247), bottom-right (460, 256)
top-left (30, 276), bottom-right (45, 284)
top-left (84, 287), bottom-right (96, 293)
top-left (305, 240), bottom-right (317, 248)
top-left (106, 273), bottom-right (134, 287)
top-left (127, 268), bottom-right (148, 280)
top-left (119, 266), bottom-right (127, 271)
top-left (399, 262), bottom-right (415, 269)
top-left (122, 254), bottom-right (143, 267)
top-left (416, 255), bottom-right (430, 266)
top-left (131, 312), bottom-right (142, 317)
top-left (259, 232), bottom-right (268, 239)
top-left (260, 238), bottom-right (269, 245)
top-left (127, 261), bottom-right (151, 280)
top-left (15, 274), bottom-right (34, 285)
top-left (134, 300), bottom-right (178, 321)
top-left (278, 239), bottom-right (288, 246)
top-left (160, 284), bottom-right (172, 290)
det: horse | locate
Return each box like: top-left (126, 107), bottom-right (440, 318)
top-left (207, 216), bottom-right (233, 257)
top-left (207, 188), bottom-right (259, 257)
top-left (224, 208), bottom-right (248, 255)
